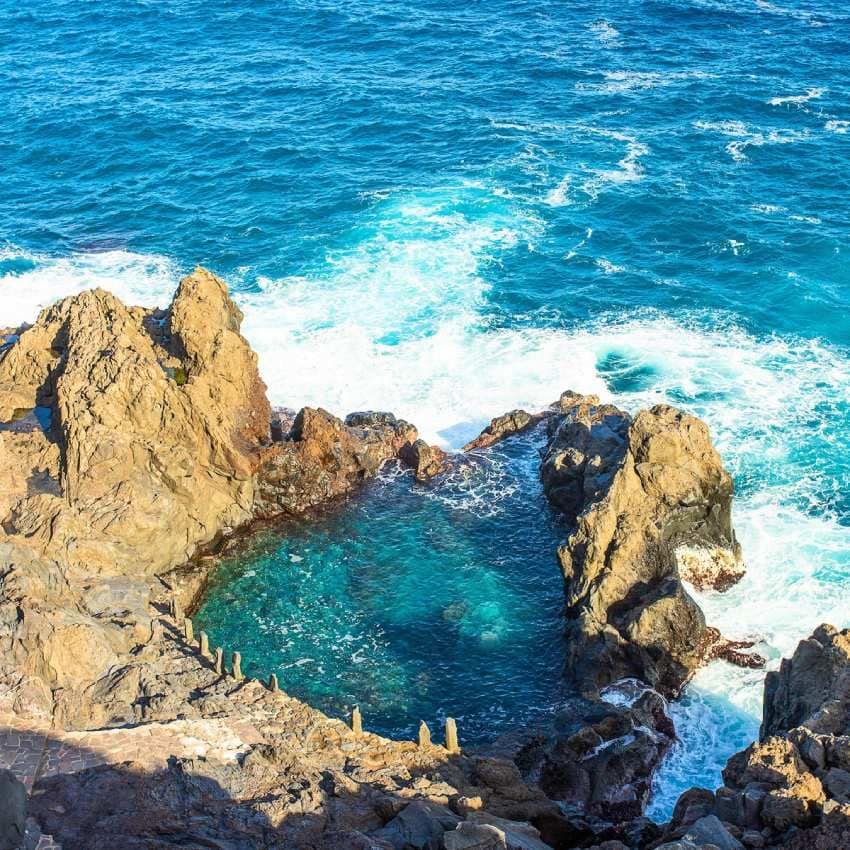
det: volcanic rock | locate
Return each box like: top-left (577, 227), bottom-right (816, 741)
top-left (762, 623), bottom-right (850, 738)
top-left (399, 438), bottom-right (447, 481)
top-left (541, 391), bottom-right (746, 696)
top-left (463, 409), bottom-right (548, 452)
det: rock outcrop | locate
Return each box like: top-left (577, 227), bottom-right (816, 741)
top-left (254, 408), bottom-right (418, 515)
top-left (0, 270), bottom-right (421, 730)
top-left (0, 270), bottom-right (269, 576)
top-left (658, 625), bottom-right (850, 850)
top-left (762, 624), bottom-right (850, 739)
top-left (541, 392), bottom-right (749, 697)
top-left (487, 683), bottom-right (675, 826)
top-left (463, 410), bottom-right (548, 452)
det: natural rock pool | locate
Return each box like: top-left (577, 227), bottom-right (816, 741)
top-left (195, 431), bottom-right (570, 744)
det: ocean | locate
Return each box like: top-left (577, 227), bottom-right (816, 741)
top-left (2, 0), bottom-right (849, 817)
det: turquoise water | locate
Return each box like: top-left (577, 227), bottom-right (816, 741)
top-left (195, 439), bottom-right (569, 744)
top-left (2, 0), bottom-right (850, 815)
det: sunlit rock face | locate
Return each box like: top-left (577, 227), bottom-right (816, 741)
top-left (541, 391), bottom-right (746, 698)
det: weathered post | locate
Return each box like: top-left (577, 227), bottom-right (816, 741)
top-left (418, 721), bottom-right (431, 748)
top-left (150, 618), bottom-right (163, 643)
top-left (184, 618), bottom-right (194, 643)
top-left (198, 631), bottom-right (210, 658)
top-left (214, 647), bottom-right (223, 675)
top-left (268, 673), bottom-right (278, 692)
top-left (352, 706), bottom-right (363, 736)
top-left (232, 651), bottom-right (243, 681)
top-left (445, 717), bottom-right (459, 754)
top-left (171, 596), bottom-right (182, 622)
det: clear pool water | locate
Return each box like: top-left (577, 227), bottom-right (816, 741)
top-left (195, 437), bottom-right (570, 744)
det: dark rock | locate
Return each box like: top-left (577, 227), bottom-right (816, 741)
top-left (399, 438), bottom-right (447, 481)
top-left (762, 625), bottom-right (850, 738)
top-left (670, 788), bottom-right (716, 830)
top-left (487, 689), bottom-right (674, 825)
top-left (372, 800), bottom-right (460, 849)
top-left (0, 769), bottom-right (26, 850)
top-left (682, 814), bottom-right (744, 850)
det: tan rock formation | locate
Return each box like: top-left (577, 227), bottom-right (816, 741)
top-left (541, 392), bottom-right (746, 696)
top-left (0, 270), bottom-right (419, 730)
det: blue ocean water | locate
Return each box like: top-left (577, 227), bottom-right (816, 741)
top-left (2, 0), bottom-right (850, 817)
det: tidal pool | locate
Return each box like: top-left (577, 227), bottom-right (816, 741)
top-left (194, 433), bottom-right (569, 744)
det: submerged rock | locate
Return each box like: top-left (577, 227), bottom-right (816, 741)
top-left (541, 391), bottom-right (747, 697)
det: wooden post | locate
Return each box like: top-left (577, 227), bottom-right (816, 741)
top-left (268, 673), bottom-right (278, 692)
top-left (214, 647), bottom-right (223, 675)
top-left (198, 631), bottom-right (210, 658)
top-left (184, 618), bottom-right (193, 643)
top-left (418, 721), bottom-right (431, 748)
top-left (352, 706), bottom-right (362, 736)
top-left (232, 651), bottom-right (243, 681)
top-left (445, 717), bottom-right (459, 754)
top-left (171, 596), bottom-right (182, 622)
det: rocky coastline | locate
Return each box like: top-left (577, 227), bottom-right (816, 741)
top-left (0, 270), bottom-right (847, 850)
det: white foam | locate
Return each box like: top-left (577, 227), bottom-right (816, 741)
top-left (826, 119), bottom-right (850, 134)
top-left (768, 87), bottom-right (826, 106)
top-left (0, 247), bottom-right (177, 327)
top-left (543, 175), bottom-right (572, 207)
top-left (693, 120), bottom-right (810, 162)
top-left (595, 258), bottom-right (625, 274)
top-left (588, 20), bottom-right (621, 47)
top-left (582, 130), bottom-right (649, 193)
top-left (577, 69), bottom-right (712, 95)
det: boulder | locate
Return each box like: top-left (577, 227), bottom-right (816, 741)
top-left (400, 438), bottom-right (447, 481)
top-left (762, 624), bottom-right (850, 738)
top-left (682, 815), bottom-right (744, 850)
top-left (372, 800), bottom-right (460, 849)
top-left (462, 410), bottom-right (547, 452)
top-left (541, 392), bottom-right (745, 696)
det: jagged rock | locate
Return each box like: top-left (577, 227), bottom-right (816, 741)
top-left (254, 408), bottom-right (417, 515)
top-left (667, 625), bottom-right (850, 848)
top-left (762, 624), bottom-right (850, 738)
top-left (462, 410), bottom-right (547, 452)
top-left (0, 769), bottom-right (26, 850)
top-left (540, 392), bottom-right (745, 696)
top-left (485, 686), bottom-right (674, 824)
top-left (0, 269), bottom-right (269, 576)
top-left (372, 800), bottom-right (460, 849)
top-left (400, 438), bottom-right (448, 481)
